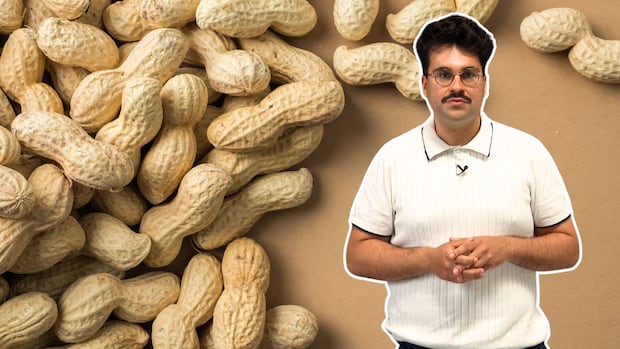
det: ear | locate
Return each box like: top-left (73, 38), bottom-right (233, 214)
top-left (421, 74), bottom-right (428, 98)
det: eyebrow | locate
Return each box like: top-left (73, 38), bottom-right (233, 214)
top-left (432, 66), bottom-right (480, 72)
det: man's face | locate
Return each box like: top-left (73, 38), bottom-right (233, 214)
top-left (422, 44), bottom-right (487, 130)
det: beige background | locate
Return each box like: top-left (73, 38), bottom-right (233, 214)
top-left (228, 1), bottom-right (620, 348)
top-left (166, 1), bottom-right (620, 348)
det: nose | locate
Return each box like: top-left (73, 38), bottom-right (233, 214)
top-left (450, 74), bottom-right (465, 89)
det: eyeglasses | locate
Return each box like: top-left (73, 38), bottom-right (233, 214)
top-left (427, 68), bottom-right (482, 87)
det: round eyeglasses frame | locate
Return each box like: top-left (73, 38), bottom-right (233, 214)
top-left (427, 68), bottom-right (482, 87)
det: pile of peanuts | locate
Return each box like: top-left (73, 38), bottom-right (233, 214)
top-left (0, 0), bottom-right (337, 347)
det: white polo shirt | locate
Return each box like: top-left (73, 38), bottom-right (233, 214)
top-left (349, 114), bottom-right (573, 348)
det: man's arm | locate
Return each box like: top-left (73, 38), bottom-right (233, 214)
top-left (345, 225), bottom-right (484, 282)
top-left (511, 216), bottom-right (581, 271)
top-left (453, 216), bottom-right (581, 275)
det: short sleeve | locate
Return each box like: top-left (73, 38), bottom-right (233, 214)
top-left (348, 146), bottom-right (395, 237)
top-left (530, 141), bottom-right (573, 228)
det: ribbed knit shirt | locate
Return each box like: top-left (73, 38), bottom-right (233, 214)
top-left (349, 114), bottom-right (573, 349)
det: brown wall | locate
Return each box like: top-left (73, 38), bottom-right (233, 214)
top-left (213, 1), bottom-right (619, 348)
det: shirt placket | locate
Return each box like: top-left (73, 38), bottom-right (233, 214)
top-left (454, 147), bottom-right (467, 177)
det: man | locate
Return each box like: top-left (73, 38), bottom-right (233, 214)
top-left (344, 13), bottom-right (581, 349)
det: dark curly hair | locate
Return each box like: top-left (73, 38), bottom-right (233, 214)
top-left (414, 14), bottom-right (495, 76)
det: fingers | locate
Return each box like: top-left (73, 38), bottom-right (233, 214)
top-left (451, 248), bottom-right (485, 283)
top-left (458, 267), bottom-right (486, 282)
top-left (450, 255), bottom-right (485, 283)
top-left (443, 236), bottom-right (499, 283)
top-left (452, 255), bottom-right (477, 274)
top-left (451, 238), bottom-right (477, 258)
top-left (435, 240), bottom-right (488, 284)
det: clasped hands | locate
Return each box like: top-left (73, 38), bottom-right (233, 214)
top-left (432, 236), bottom-right (508, 284)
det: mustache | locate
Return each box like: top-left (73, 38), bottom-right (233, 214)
top-left (441, 92), bottom-right (472, 104)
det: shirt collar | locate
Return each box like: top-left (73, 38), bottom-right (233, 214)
top-left (421, 113), bottom-right (494, 161)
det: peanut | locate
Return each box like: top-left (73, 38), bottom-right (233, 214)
top-left (207, 80), bottom-right (344, 152)
top-left (9, 216), bottom-right (85, 274)
top-left (455, 0), bottom-right (499, 24)
top-left (260, 305), bottom-right (319, 349)
top-left (90, 184), bottom-right (149, 227)
top-left (520, 7), bottom-right (592, 53)
top-left (20, 164), bottom-right (74, 240)
top-left (386, 0), bottom-right (455, 44)
top-left (0, 126), bottom-right (20, 166)
top-left (137, 73), bottom-right (208, 204)
top-left (521, 7), bottom-right (620, 84)
top-left (174, 66), bottom-right (222, 104)
top-left (151, 253), bottom-right (223, 349)
top-left (568, 34), bottom-right (620, 84)
top-left (75, 0), bottom-right (111, 29)
top-left (71, 181), bottom-right (95, 209)
top-left (45, 60), bottom-right (90, 106)
top-left (103, 0), bottom-right (199, 42)
top-left (238, 30), bottom-right (337, 84)
top-left (196, 0), bottom-right (318, 38)
top-left (140, 164), bottom-right (232, 268)
top-left (333, 42), bottom-right (422, 101)
top-left (69, 27), bottom-right (189, 132)
top-left (141, 0), bottom-right (200, 28)
top-left (209, 237), bottom-right (270, 349)
top-left (79, 212), bottom-right (152, 271)
top-left (41, 0), bottom-right (90, 20)
top-left (182, 23), bottom-right (271, 96)
top-left (95, 77), bottom-right (164, 177)
top-left (55, 271), bottom-right (180, 343)
top-left (200, 125), bottom-right (323, 195)
top-left (19, 82), bottom-right (66, 114)
top-left (114, 272), bottom-right (181, 323)
top-left (55, 274), bottom-right (123, 343)
top-left (22, 0), bottom-right (55, 29)
top-left (0, 292), bottom-right (58, 349)
top-left (11, 110), bottom-right (135, 191)
top-left (221, 236), bottom-right (271, 293)
top-left (41, 4), bottom-right (98, 116)
top-left (210, 286), bottom-right (267, 349)
top-left (193, 168), bottom-right (313, 250)
top-left (0, 27), bottom-right (64, 114)
top-left (0, 0), bottom-right (23, 34)
top-left (9, 255), bottom-right (125, 300)
top-left (102, 0), bottom-right (151, 42)
top-left (0, 164), bottom-right (73, 274)
top-left (35, 17), bottom-right (120, 72)
top-left (333, 0), bottom-right (380, 41)
top-left (0, 165), bottom-right (33, 220)
top-left (46, 320), bottom-right (150, 349)
top-left (182, 23), bottom-right (235, 64)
